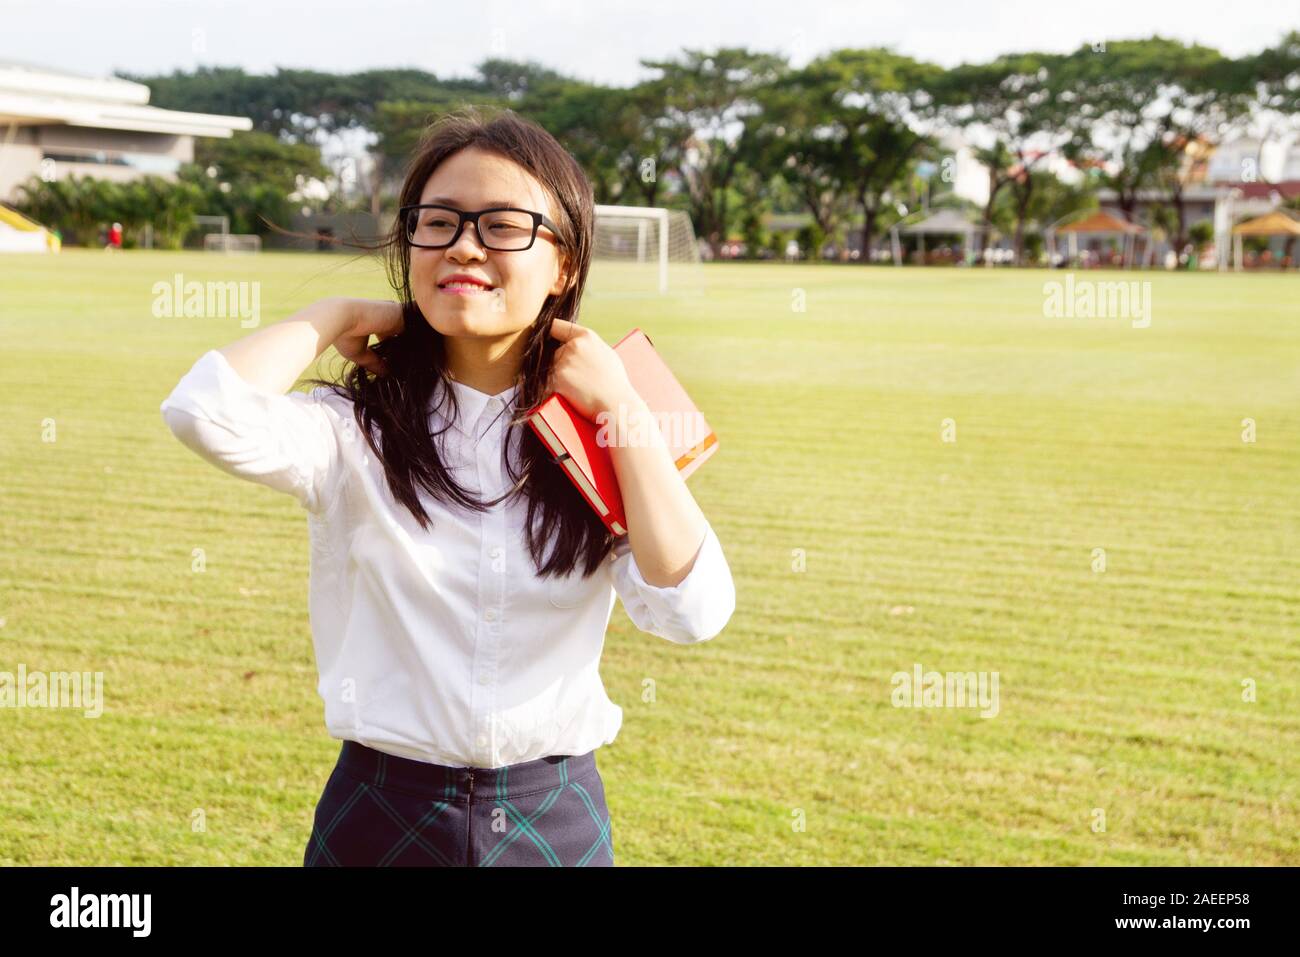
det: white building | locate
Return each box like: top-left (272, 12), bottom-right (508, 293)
top-left (936, 130), bottom-right (994, 208)
top-left (1205, 134), bottom-right (1300, 185)
top-left (0, 60), bottom-right (251, 206)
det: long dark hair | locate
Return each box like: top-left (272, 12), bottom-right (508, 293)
top-left (304, 106), bottom-right (612, 580)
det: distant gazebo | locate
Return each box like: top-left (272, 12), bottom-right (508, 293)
top-left (1047, 210), bottom-right (1147, 268)
top-left (1231, 210), bottom-right (1300, 271)
top-left (889, 208), bottom-right (984, 266)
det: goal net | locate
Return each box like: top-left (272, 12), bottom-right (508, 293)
top-left (591, 204), bottom-right (703, 295)
top-left (203, 233), bottom-right (262, 253)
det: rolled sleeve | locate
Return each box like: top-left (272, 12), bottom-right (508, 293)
top-left (159, 349), bottom-right (344, 514)
top-left (609, 521), bottom-right (736, 644)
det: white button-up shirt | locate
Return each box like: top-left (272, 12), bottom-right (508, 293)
top-left (159, 349), bottom-right (735, 768)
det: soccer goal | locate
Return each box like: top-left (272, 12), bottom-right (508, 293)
top-left (203, 233), bottom-right (262, 253)
top-left (592, 204), bottom-right (701, 294)
top-left (191, 214), bottom-right (260, 253)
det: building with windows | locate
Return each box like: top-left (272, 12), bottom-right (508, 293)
top-left (1094, 134), bottom-right (1300, 265)
top-left (0, 59), bottom-right (251, 205)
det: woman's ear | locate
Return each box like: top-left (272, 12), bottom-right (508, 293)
top-left (548, 255), bottom-right (570, 297)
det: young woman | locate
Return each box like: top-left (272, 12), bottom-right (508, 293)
top-left (159, 108), bottom-right (735, 867)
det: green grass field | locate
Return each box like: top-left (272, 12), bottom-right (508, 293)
top-left (1, 249), bottom-right (1296, 865)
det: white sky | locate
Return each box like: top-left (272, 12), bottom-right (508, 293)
top-left (4, 0), bottom-right (1296, 85)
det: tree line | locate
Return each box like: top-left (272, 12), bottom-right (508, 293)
top-left (16, 33), bottom-right (1300, 259)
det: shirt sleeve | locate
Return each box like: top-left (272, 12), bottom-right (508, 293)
top-left (608, 520), bottom-right (736, 644)
top-left (159, 348), bottom-right (344, 514)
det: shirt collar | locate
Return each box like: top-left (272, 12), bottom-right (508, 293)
top-left (435, 377), bottom-right (523, 439)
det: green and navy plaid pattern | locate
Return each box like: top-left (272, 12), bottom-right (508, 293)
top-left (304, 741), bottom-right (615, 866)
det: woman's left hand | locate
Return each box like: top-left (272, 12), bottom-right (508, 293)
top-left (546, 318), bottom-right (639, 420)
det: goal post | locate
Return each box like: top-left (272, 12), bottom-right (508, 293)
top-left (192, 214), bottom-right (228, 248)
top-left (192, 214), bottom-right (260, 253)
top-left (203, 233), bottom-right (262, 253)
top-left (593, 204), bottom-right (701, 294)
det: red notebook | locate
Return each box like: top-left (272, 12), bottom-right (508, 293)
top-left (525, 328), bottom-right (718, 536)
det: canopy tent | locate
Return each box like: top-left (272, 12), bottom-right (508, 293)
top-left (1055, 210), bottom-right (1145, 235)
top-left (1046, 209), bottom-right (1148, 268)
top-left (1230, 210), bottom-right (1300, 271)
top-left (0, 204), bottom-right (59, 254)
top-left (889, 208), bottom-right (984, 266)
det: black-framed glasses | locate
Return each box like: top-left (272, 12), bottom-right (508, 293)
top-left (399, 204), bottom-right (562, 251)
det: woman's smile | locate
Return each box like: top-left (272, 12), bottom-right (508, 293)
top-left (438, 282), bottom-right (494, 296)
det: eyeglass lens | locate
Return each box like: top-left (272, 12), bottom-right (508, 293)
top-left (407, 207), bottom-right (536, 250)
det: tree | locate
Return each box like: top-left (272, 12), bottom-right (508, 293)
top-left (936, 53), bottom-right (1072, 261)
top-left (479, 59), bottom-right (571, 102)
top-left (1245, 30), bottom-right (1300, 119)
top-left (14, 173), bottom-right (203, 248)
top-left (14, 175), bottom-right (99, 244)
top-left (129, 66), bottom-right (498, 215)
top-left (118, 175), bottom-right (206, 247)
top-left (641, 48), bottom-right (788, 257)
top-left (748, 61), bottom-right (860, 254)
top-left (124, 66), bottom-right (479, 142)
top-left (1053, 38), bottom-right (1251, 250)
top-left (1227, 31), bottom-right (1300, 186)
top-left (990, 167), bottom-right (1094, 263)
top-left (805, 49), bottom-right (941, 261)
top-left (194, 130), bottom-right (330, 197)
top-left (369, 93), bottom-right (504, 213)
top-left (522, 81), bottom-right (673, 206)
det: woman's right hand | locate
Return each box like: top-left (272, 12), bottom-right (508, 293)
top-left (334, 298), bottom-right (404, 376)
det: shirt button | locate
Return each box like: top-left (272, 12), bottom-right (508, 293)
top-left (484, 608), bottom-right (497, 621)
top-left (476, 734), bottom-right (487, 748)
top-left (478, 673), bottom-right (490, 685)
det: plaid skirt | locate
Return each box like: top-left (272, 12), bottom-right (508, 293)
top-left (303, 740), bottom-right (615, 867)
